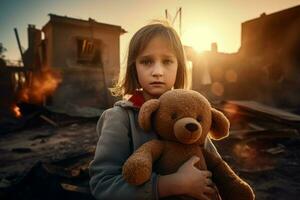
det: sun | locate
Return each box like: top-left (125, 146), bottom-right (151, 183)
top-left (181, 25), bottom-right (219, 53)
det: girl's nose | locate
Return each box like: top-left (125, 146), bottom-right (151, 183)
top-left (152, 62), bottom-right (163, 77)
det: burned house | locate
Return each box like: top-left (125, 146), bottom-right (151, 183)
top-left (238, 5), bottom-right (300, 108)
top-left (1, 14), bottom-right (126, 121)
top-left (240, 5), bottom-right (300, 67)
top-left (190, 5), bottom-right (300, 109)
top-left (41, 14), bottom-right (126, 113)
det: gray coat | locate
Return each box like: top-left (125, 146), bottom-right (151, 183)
top-left (89, 100), bottom-right (221, 200)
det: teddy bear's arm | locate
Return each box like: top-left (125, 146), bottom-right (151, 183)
top-left (122, 139), bottom-right (164, 185)
top-left (203, 149), bottom-right (255, 200)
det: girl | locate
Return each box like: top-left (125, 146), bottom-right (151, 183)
top-left (89, 21), bottom-right (220, 200)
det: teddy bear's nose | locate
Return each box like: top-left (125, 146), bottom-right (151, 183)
top-left (185, 123), bottom-right (199, 132)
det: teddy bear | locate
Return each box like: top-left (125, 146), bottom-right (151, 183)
top-left (122, 89), bottom-right (255, 200)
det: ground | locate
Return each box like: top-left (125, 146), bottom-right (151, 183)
top-left (1, 102), bottom-right (300, 199)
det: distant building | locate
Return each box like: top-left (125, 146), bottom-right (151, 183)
top-left (189, 5), bottom-right (300, 108)
top-left (238, 5), bottom-right (300, 107)
top-left (240, 5), bottom-right (300, 58)
top-left (1, 14), bottom-right (126, 121)
top-left (24, 14), bottom-right (126, 112)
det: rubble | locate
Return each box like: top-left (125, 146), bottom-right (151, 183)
top-left (0, 112), bottom-right (98, 200)
top-left (0, 99), bottom-right (299, 199)
top-left (213, 100), bottom-right (300, 199)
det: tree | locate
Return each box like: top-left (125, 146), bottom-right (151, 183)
top-left (0, 43), bottom-right (7, 66)
top-left (0, 43), bottom-right (7, 59)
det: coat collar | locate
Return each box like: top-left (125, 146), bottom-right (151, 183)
top-left (114, 91), bottom-right (145, 109)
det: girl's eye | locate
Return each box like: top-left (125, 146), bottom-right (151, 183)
top-left (163, 59), bottom-right (173, 65)
top-left (140, 59), bottom-right (153, 65)
top-left (196, 115), bottom-right (202, 122)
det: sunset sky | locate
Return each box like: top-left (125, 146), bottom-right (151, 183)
top-left (1, 0), bottom-right (299, 62)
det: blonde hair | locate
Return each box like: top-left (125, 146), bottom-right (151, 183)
top-left (112, 21), bottom-right (188, 97)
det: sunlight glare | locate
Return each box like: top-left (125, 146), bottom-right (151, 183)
top-left (182, 25), bottom-right (219, 53)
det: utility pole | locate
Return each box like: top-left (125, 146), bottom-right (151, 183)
top-left (14, 28), bottom-right (25, 66)
top-left (165, 7), bottom-right (182, 36)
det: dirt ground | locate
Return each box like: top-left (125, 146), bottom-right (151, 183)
top-left (1, 106), bottom-right (300, 199)
top-left (214, 136), bottom-right (300, 200)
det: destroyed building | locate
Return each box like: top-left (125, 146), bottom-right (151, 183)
top-left (240, 4), bottom-right (300, 64)
top-left (189, 5), bottom-right (300, 109)
top-left (0, 14), bottom-right (126, 119)
top-left (41, 14), bottom-right (126, 112)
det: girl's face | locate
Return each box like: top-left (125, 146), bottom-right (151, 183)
top-left (135, 36), bottom-right (178, 100)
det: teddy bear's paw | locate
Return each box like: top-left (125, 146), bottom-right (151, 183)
top-left (122, 157), bottom-right (152, 185)
top-left (237, 183), bottom-right (255, 200)
top-left (226, 181), bottom-right (255, 200)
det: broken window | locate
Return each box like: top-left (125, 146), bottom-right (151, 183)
top-left (77, 39), bottom-right (102, 66)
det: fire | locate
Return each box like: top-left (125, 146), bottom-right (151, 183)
top-left (12, 104), bottom-right (22, 118)
top-left (19, 67), bottom-right (62, 104)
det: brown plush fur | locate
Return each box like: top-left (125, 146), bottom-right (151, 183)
top-left (122, 89), bottom-right (255, 200)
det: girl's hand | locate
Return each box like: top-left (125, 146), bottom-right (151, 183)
top-left (158, 156), bottom-right (216, 200)
top-left (176, 156), bottom-right (215, 200)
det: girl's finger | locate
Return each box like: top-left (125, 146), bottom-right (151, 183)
top-left (187, 156), bottom-right (200, 166)
top-left (204, 186), bottom-right (215, 195)
top-left (206, 178), bottom-right (213, 186)
top-left (203, 170), bottom-right (212, 178)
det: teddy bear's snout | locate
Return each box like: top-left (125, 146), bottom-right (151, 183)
top-left (174, 118), bottom-right (202, 144)
top-left (185, 123), bottom-right (198, 132)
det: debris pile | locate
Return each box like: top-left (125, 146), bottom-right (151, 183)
top-left (213, 100), bottom-right (300, 199)
top-left (0, 111), bottom-right (99, 200)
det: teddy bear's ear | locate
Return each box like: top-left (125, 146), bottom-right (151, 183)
top-left (138, 99), bottom-right (160, 132)
top-left (209, 108), bottom-right (230, 140)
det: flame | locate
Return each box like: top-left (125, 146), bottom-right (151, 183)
top-left (19, 67), bottom-right (62, 104)
top-left (12, 104), bottom-right (22, 118)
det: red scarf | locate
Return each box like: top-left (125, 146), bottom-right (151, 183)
top-left (128, 91), bottom-right (145, 108)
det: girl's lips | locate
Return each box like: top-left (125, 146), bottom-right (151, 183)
top-left (150, 81), bottom-right (165, 85)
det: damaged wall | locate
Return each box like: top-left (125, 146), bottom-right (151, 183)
top-left (41, 14), bottom-right (126, 111)
top-left (189, 5), bottom-right (300, 109)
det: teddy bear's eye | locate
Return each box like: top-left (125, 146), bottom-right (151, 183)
top-left (196, 115), bottom-right (202, 122)
top-left (171, 112), bottom-right (178, 120)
